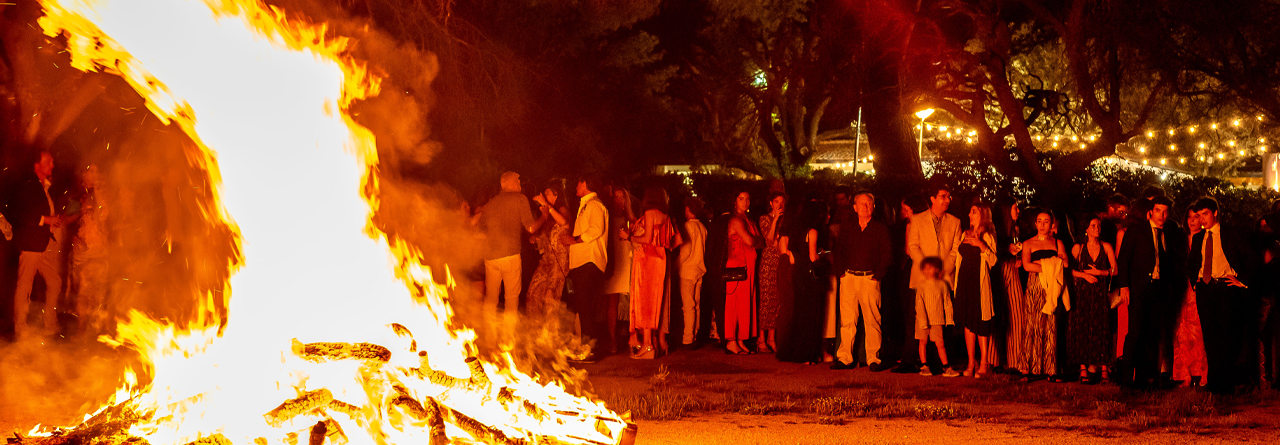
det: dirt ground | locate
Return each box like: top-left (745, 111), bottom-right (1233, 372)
top-left (581, 347), bottom-right (1280, 444)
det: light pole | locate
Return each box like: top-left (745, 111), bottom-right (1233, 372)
top-left (915, 108), bottom-right (935, 161)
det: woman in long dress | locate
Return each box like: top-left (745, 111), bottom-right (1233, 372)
top-left (1021, 210), bottom-right (1068, 381)
top-left (757, 192), bottom-right (789, 353)
top-left (604, 187), bottom-right (637, 354)
top-left (999, 202), bottom-right (1028, 374)
top-left (1068, 216), bottom-right (1117, 384)
top-left (778, 199), bottom-right (828, 364)
top-left (954, 203), bottom-right (998, 378)
top-left (624, 186), bottom-right (680, 359)
top-left (1173, 208), bottom-right (1209, 386)
top-left (526, 181), bottom-right (571, 317)
top-left (725, 191), bottom-right (762, 355)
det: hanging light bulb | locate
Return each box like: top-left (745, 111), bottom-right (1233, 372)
top-left (1211, 123), bottom-right (1218, 129)
top-left (1138, 146), bottom-right (1146, 153)
top-left (1234, 119), bottom-right (1242, 126)
top-left (1218, 153), bottom-right (1226, 159)
top-left (1179, 157), bottom-right (1186, 164)
top-left (1072, 135), bottom-right (1079, 142)
top-left (1171, 144), bottom-right (1179, 151)
top-left (1147, 131), bottom-right (1155, 138)
top-left (1239, 150), bottom-right (1247, 156)
top-left (1160, 158), bottom-right (1167, 165)
top-left (1229, 140), bottom-right (1236, 147)
top-left (1189, 126), bottom-right (1197, 133)
top-left (1168, 128), bottom-right (1176, 135)
top-left (1052, 142), bottom-right (1059, 148)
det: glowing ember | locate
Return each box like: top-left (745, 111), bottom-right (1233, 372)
top-left (29, 0), bottom-right (631, 444)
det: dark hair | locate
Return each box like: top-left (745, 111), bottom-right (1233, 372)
top-left (767, 190), bottom-right (788, 204)
top-left (926, 182), bottom-right (951, 199)
top-left (1106, 193), bottom-right (1131, 209)
top-left (797, 198), bottom-right (827, 232)
top-left (833, 185), bottom-right (852, 198)
top-left (543, 178), bottom-right (565, 198)
top-left (641, 186), bottom-right (670, 213)
top-left (1190, 196), bottom-right (1219, 213)
top-left (1141, 185), bottom-right (1166, 200)
top-left (921, 256), bottom-right (944, 272)
top-left (577, 175), bottom-right (602, 194)
top-left (1123, 198), bottom-right (1153, 229)
top-left (1150, 195), bottom-right (1174, 209)
top-left (904, 194), bottom-right (930, 214)
top-left (1079, 215), bottom-right (1103, 240)
top-left (684, 196), bottom-right (707, 220)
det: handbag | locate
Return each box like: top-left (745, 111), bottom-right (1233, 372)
top-left (723, 266), bottom-right (748, 282)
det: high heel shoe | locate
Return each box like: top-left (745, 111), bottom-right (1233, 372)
top-left (632, 346), bottom-right (655, 359)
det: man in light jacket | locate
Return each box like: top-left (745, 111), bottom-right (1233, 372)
top-left (907, 184), bottom-right (963, 291)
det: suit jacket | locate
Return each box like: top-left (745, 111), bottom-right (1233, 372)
top-left (8, 174), bottom-right (56, 252)
top-left (1115, 222), bottom-right (1186, 299)
top-left (907, 210), bottom-right (962, 289)
top-left (1188, 226), bottom-right (1258, 287)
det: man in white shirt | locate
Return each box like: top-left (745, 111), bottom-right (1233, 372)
top-left (564, 176), bottom-right (609, 362)
top-left (1189, 197), bottom-right (1258, 395)
top-left (677, 197), bottom-right (708, 347)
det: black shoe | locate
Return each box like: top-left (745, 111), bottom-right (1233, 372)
top-left (830, 361), bottom-right (857, 370)
top-left (569, 354), bottom-right (601, 365)
top-left (868, 362), bottom-right (888, 372)
top-left (891, 363), bottom-right (919, 374)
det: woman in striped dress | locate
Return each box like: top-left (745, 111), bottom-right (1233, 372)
top-left (999, 202), bottom-right (1029, 374)
top-left (1020, 210), bottom-right (1067, 381)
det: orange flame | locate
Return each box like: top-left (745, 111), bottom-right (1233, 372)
top-left (34, 0), bottom-right (628, 444)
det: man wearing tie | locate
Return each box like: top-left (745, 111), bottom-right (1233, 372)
top-left (1115, 196), bottom-right (1185, 388)
top-left (1189, 197), bottom-right (1258, 395)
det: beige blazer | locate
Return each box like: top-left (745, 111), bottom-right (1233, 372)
top-left (907, 211), bottom-right (963, 289)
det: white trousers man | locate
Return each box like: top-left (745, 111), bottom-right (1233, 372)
top-left (483, 254), bottom-right (522, 319)
top-left (680, 274), bottom-right (704, 344)
top-left (14, 240), bottom-right (62, 338)
top-left (836, 272), bottom-right (882, 366)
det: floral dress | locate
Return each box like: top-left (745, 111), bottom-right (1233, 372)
top-left (526, 221), bottom-right (569, 316)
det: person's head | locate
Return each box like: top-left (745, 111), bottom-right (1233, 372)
top-left (853, 192), bottom-right (875, 220)
top-left (899, 199), bottom-right (915, 221)
top-left (80, 164), bottom-right (101, 189)
top-left (34, 151), bottom-right (54, 180)
top-left (798, 198), bottom-right (828, 231)
top-left (1271, 199), bottom-right (1280, 215)
top-left (499, 171), bottom-right (522, 193)
top-left (684, 196), bottom-right (706, 220)
top-left (1190, 196), bottom-right (1220, 228)
top-left (733, 190), bottom-right (751, 214)
top-left (1106, 194), bottom-right (1130, 222)
top-left (642, 186), bottom-right (670, 214)
top-left (968, 202), bottom-right (995, 237)
top-left (767, 191), bottom-right (787, 213)
top-left (1148, 195), bottom-right (1173, 228)
top-left (927, 184), bottom-right (952, 215)
top-left (1141, 185), bottom-right (1166, 201)
top-left (576, 175), bottom-right (601, 197)
top-left (1034, 210), bottom-right (1053, 237)
top-left (904, 194), bottom-right (929, 217)
top-left (833, 186), bottom-right (852, 208)
top-left (920, 256), bottom-right (944, 280)
top-left (1186, 207), bottom-right (1203, 234)
top-left (1083, 216), bottom-right (1103, 241)
top-left (541, 180), bottom-right (564, 206)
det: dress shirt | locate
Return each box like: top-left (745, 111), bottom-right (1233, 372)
top-left (678, 219), bottom-right (707, 277)
top-left (1198, 223), bottom-right (1238, 279)
top-left (1150, 222), bottom-right (1164, 280)
top-left (570, 192), bottom-right (609, 271)
top-left (833, 218), bottom-right (891, 280)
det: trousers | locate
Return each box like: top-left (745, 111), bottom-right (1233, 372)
top-left (14, 242), bottom-right (62, 338)
top-left (836, 273), bottom-right (882, 365)
top-left (680, 274), bottom-right (704, 344)
top-left (568, 264), bottom-right (608, 355)
top-left (484, 254), bottom-right (522, 318)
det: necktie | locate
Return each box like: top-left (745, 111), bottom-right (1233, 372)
top-left (1202, 231), bottom-right (1214, 284)
top-left (1154, 228), bottom-right (1163, 278)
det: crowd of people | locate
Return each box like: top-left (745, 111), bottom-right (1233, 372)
top-left (473, 172), bottom-right (1280, 396)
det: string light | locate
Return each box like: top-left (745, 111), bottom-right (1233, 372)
top-left (1160, 158), bottom-right (1167, 165)
top-left (1147, 131), bottom-right (1154, 138)
top-left (1168, 128), bottom-right (1176, 135)
top-left (1211, 123), bottom-right (1218, 129)
top-left (1228, 140), bottom-right (1236, 147)
top-left (1179, 157), bottom-right (1187, 164)
top-left (1171, 144), bottom-right (1178, 151)
top-left (1234, 119), bottom-right (1242, 126)
top-left (1052, 142), bottom-right (1059, 148)
top-left (1080, 143), bottom-right (1087, 149)
top-left (1218, 153), bottom-right (1226, 159)
top-left (1138, 146), bottom-right (1146, 153)
top-left (1239, 150), bottom-right (1247, 156)
top-left (1189, 126), bottom-right (1197, 134)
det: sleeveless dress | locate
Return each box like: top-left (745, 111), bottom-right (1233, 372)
top-left (1022, 249), bottom-right (1059, 376)
top-left (1000, 249), bottom-right (1028, 371)
top-left (757, 214), bottom-right (787, 330)
top-left (630, 212), bottom-right (674, 330)
top-left (1068, 244), bottom-right (1113, 366)
top-left (954, 243), bottom-right (991, 336)
top-left (724, 217), bottom-right (759, 341)
top-left (526, 220), bottom-right (569, 316)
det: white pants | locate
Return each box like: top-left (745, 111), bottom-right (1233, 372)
top-left (825, 275), bottom-right (839, 338)
top-left (14, 243), bottom-right (62, 338)
top-left (484, 254), bottom-right (522, 319)
top-left (680, 274), bottom-right (704, 344)
top-left (836, 273), bottom-right (882, 365)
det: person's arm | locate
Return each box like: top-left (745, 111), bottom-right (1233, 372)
top-left (807, 229), bottom-right (819, 263)
top-left (634, 212), bottom-right (654, 244)
top-left (1103, 242), bottom-right (1118, 277)
top-left (873, 223), bottom-right (891, 280)
top-left (1056, 239), bottom-right (1068, 262)
top-left (906, 218), bottom-right (924, 264)
top-left (576, 202), bottom-right (607, 244)
top-left (1022, 241), bottom-right (1041, 273)
top-left (980, 233), bottom-right (997, 267)
top-left (521, 197), bottom-right (539, 233)
top-left (728, 217), bottom-right (757, 247)
top-left (1115, 230), bottom-right (1135, 291)
top-left (544, 204), bottom-right (568, 227)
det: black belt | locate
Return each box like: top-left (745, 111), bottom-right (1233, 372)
top-left (846, 270), bottom-right (874, 277)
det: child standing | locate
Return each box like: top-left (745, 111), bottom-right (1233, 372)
top-left (917, 257), bottom-right (960, 377)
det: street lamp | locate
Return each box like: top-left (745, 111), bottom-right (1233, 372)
top-left (915, 108), bottom-right (935, 160)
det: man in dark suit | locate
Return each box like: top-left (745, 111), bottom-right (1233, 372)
top-left (1189, 197), bottom-right (1259, 395)
top-left (1114, 195), bottom-right (1185, 388)
top-left (698, 210), bottom-right (732, 345)
top-left (10, 152), bottom-right (64, 339)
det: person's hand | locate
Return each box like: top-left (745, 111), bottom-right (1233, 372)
top-left (787, 252), bottom-right (796, 265)
top-left (1225, 276), bottom-right (1247, 288)
top-left (532, 195), bottom-right (547, 206)
top-left (1085, 266), bottom-right (1101, 275)
top-left (46, 216), bottom-right (64, 228)
top-left (1081, 274), bottom-right (1098, 284)
top-left (1118, 287), bottom-right (1130, 304)
top-left (560, 232), bottom-right (576, 246)
top-left (618, 228), bottom-right (630, 240)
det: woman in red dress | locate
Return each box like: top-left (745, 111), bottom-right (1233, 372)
top-left (725, 191), bottom-right (762, 354)
top-left (624, 187), bottom-right (681, 359)
top-left (1173, 208), bottom-right (1209, 386)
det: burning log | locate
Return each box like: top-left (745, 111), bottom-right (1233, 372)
top-left (291, 340), bottom-right (391, 363)
top-left (264, 389), bottom-right (333, 427)
top-left (389, 394), bottom-right (447, 445)
top-left (185, 434), bottom-right (231, 445)
top-left (325, 400), bottom-right (361, 419)
top-left (307, 421), bottom-right (325, 445)
top-left (437, 406), bottom-right (525, 445)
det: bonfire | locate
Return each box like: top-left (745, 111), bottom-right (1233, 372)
top-left (16, 0), bottom-right (634, 444)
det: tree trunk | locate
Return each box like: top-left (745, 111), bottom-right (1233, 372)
top-left (863, 58), bottom-right (924, 193)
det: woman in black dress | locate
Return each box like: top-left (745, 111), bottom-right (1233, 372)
top-left (1069, 216), bottom-right (1116, 383)
top-left (955, 202), bottom-right (999, 378)
top-left (777, 199), bottom-right (829, 364)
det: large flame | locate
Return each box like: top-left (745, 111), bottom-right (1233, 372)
top-left (33, 0), bottom-right (628, 444)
